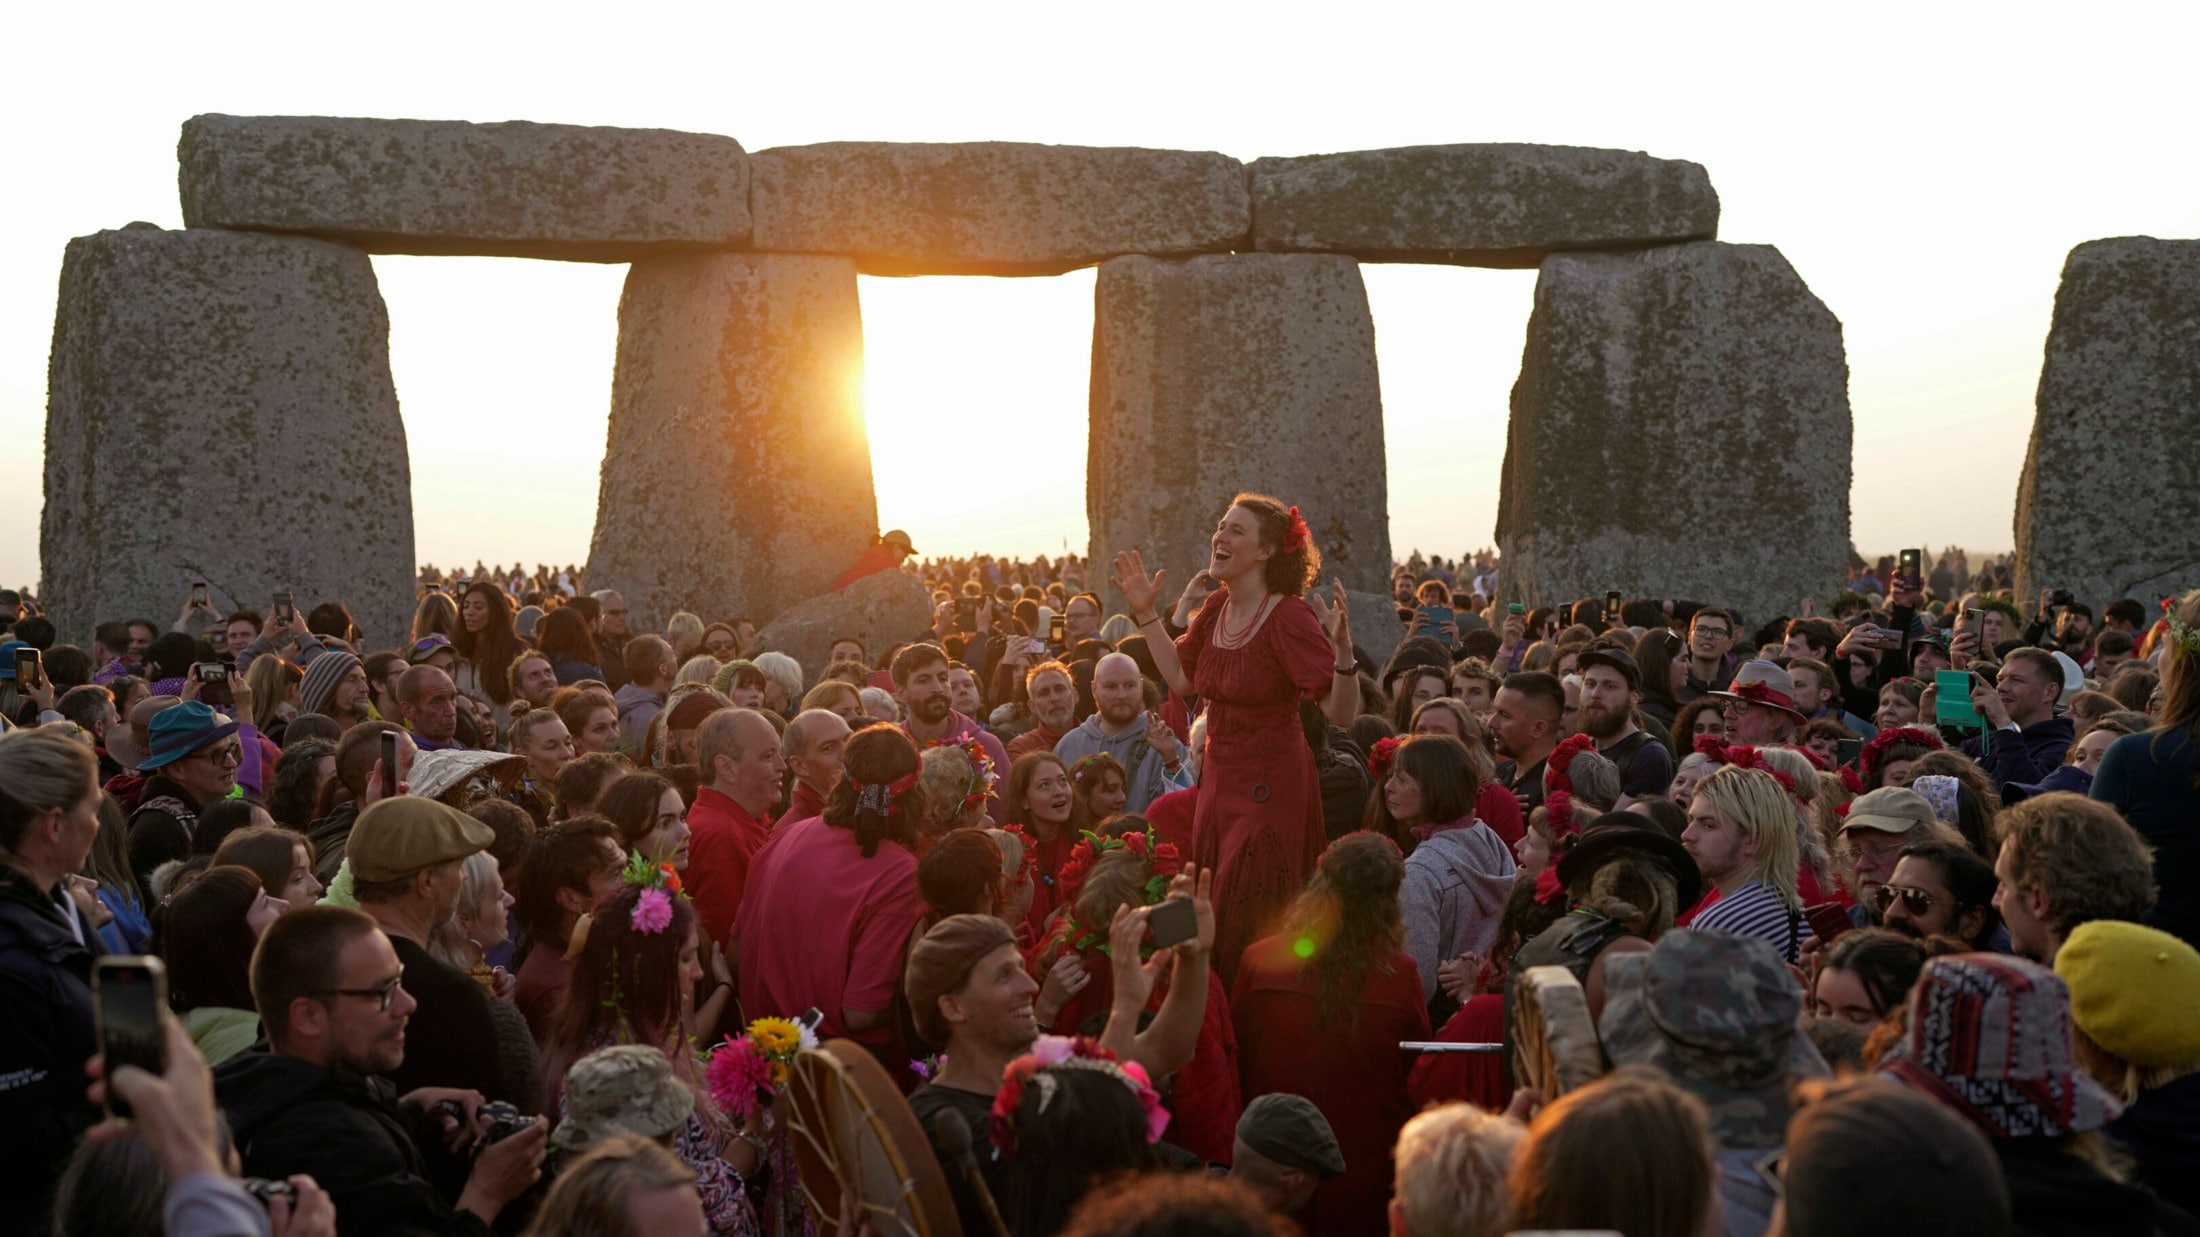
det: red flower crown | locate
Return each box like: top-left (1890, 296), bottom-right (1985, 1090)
top-left (1691, 736), bottom-right (1798, 793)
top-left (1546, 733), bottom-right (1597, 786)
top-left (1367, 735), bottom-right (1404, 781)
top-left (1281, 506), bottom-right (1311, 555)
top-left (1054, 824), bottom-right (1183, 914)
top-left (996, 822), bottom-right (1041, 883)
top-left (990, 1037), bottom-right (1168, 1152)
top-left (924, 736), bottom-right (997, 816)
top-left (1855, 725), bottom-right (1943, 784)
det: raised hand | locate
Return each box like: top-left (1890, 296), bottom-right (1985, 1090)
top-left (1307, 578), bottom-right (1353, 657)
top-left (1110, 550), bottom-right (1166, 618)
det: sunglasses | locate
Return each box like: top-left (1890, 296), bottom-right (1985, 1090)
top-left (411, 635), bottom-right (453, 653)
top-left (1873, 883), bottom-right (1953, 915)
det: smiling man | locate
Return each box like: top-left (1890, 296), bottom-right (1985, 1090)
top-left (1053, 651), bottom-right (1191, 814)
top-left (1005, 660), bottom-right (1079, 762)
top-left (893, 642), bottom-right (1008, 822)
top-left (1957, 647), bottom-right (2074, 790)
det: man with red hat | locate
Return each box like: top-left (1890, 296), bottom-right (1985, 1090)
top-left (1709, 660), bottom-right (1809, 746)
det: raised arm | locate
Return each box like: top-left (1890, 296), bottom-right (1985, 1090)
top-left (1307, 579), bottom-right (1360, 729)
top-left (1113, 550), bottom-right (1192, 698)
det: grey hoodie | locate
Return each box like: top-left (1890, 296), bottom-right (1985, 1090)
top-left (614, 682), bottom-right (666, 753)
top-left (1052, 712), bottom-right (1194, 814)
top-left (1401, 821), bottom-right (1517, 1003)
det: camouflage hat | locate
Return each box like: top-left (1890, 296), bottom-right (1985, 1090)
top-left (551, 1045), bottom-right (696, 1153)
top-left (1598, 931), bottom-right (1828, 1148)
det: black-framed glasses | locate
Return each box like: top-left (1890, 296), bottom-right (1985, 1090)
top-left (310, 968), bottom-right (404, 1012)
top-left (1874, 884), bottom-right (1951, 915)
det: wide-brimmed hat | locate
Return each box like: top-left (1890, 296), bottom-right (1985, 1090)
top-left (106, 693), bottom-right (182, 771)
top-left (408, 748), bottom-right (525, 804)
top-left (1555, 822), bottom-right (1703, 911)
top-left (1881, 953), bottom-right (2121, 1139)
top-left (550, 1045), bottom-right (695, 1152)
top-left (1706, 660), bottom-right (1809, 721)
top-left (1599, 932), bottom-right (1829, 1148)
top-left (137, 701), bottom-right (241, 771)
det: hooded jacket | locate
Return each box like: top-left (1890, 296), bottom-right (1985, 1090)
top-left (308, 800), bottom-right (360, 886)
top-left (0, 865), bottom-right (99, 1237)
top-left (214, 1050), bottom-right (493, 1237)
top-left (1051, 712), bottom-right (1194, 815)
top-left (1400, 821), bottom-right (1518, 1003)
top-left (613, 681), bottom-right (666, 753)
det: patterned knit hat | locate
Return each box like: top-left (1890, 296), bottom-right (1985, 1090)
top-left (297, 651), bottom-right (361, 718)
top-left (1881, 953), bottom-right (2121, 1139)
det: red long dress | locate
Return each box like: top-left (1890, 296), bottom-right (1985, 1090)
top-left (1178, 594), bottom-right (1335, 987)
top-left (1234, 936), bottom-right (1430, 1237)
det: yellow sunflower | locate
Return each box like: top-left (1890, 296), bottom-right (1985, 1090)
top-left (749, 1016), bottom-right (802, 1058)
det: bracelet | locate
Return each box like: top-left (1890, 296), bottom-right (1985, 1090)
top-left (1133, 612), bottom-right (1161, 627)
top-left (1334, 663), bottom-right (1356, 675)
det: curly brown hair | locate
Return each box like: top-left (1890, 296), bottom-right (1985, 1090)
top-left (1226, 492), bottom-right (1322, 597)
top-left (1278, 832), bottom-right (1405, 1029)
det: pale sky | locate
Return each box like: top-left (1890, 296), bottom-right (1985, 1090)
top-left (7, 3), bottom-right (2198, 594)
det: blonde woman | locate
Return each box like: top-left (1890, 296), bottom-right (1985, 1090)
top-left (664, 611), bottom-right (706, 663)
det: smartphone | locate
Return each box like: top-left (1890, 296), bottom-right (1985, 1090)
top-left (380, 730), bottom-right (400, 798)
top-left (1899, 548), bottom-right (1922, 586)
top-left (2049, 588), bottom-right (2073, 608)
top-left (1017, 636), bottom-right (1048, 660)
top-left (1507, 602), bottom-right (1526, 617)
top-left (1416, 604), bottom-right (1455, 630)
top-left (275, 590), bottom-right (294, 623)
top-left (1604, 590), bottom-right (1623, 614)
top-left (1803, 902), bottom-right (1855, 945)
top-left (1934, 669), bottom-right (1983, 728)
top-left (93, 957), bottom-right (169, 1119)
top-left (1147, 898), bottom-right (1198, 950)
top-left (190, 581), bottom-right (209, 609)
top-left (13, 646), bottom-right (39, 687)
top-left (194, 661), bottom-right (227, 684)
top-left (955, 596), bottom-right (978, 627)
top-left (1834, 738), bottom-right (1864, 766)
top-left (1048, 615), bottom-right (1067, 647)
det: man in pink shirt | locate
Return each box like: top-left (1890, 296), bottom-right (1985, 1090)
top-left (684, 708), bottom-right (783, 946)
top-left (894, 643), bottom-right (1009, 823)
top-left (737, 726), bottom-right (931, 1045)
top-left (777, 708), bottom-right (853, 827)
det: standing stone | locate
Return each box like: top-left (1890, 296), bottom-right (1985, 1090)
top-left (2016, 238), bottom-right (2200, 606)
top-left (588, 254), bottom-right (874, 632)
top-left (1250, 144), bottom-right (1718, 267)
top-left (1088, 254), bottom-right (1390, 598)
top-left (750, 142), bottom-right (1249, 275)
top-left (178, 114), bottom-right (751, 261)
top-left (756, 568), bottom-right (934, 681)
top-left (1496, 242), bottom-right (1851, 625)
top-left (42, 224), bottom-right (414, 648)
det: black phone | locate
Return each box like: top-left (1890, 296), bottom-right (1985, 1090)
top-left (190, 581), bottom-right (209, 609)
top-left (955, 596), bottom-right (978, 627)
top-left (380, 730), bottom-right (400, 798)
top-left (1048, 615), bottom-right (1067, 647)
top-left (275, 590), bottom-right (294, 623)
top-left (13, 646), bottom-right (39, 688)
top-left (94, 957), bottom-right (169, 1119)
top-left (1899, 549), bottom-right (1922, 586)
top-left (1835, 738), bottom-right (1864, 765)
top-left (1147, 897), bottom-right (1198, 950)
top-left (1605, 590), bottom-right (1623, 614)
top-left (2049, 588), bottom-right (2074, 608)
top-left (194, 661), bottom-right (227, 684)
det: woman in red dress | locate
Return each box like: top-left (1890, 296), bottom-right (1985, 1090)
top-left (1233, 833), bottom-right (1428, 1237)
top-left (1112, 493), bottom-right (1358, 985)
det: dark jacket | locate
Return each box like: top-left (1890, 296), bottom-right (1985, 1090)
top-left (2110, 1069), bottom-right (2200, 1218)
top-left (126, 774), bottom-right (202, 894)
top-left (2093, 728), bottom-right (2200, 950)
top-left (308, 800), bottom-right (361, 885)
top-left (1960, 715), bottom-right (2076, 791)
top-left (214, 1050), bottom-right (493, 1237)
top-left (383, 936), bottom-right (513, 1103)
top-left (0, 866), bottom-right (100, 1237)
top-left (1996, 1137), bottom-right (2200, 1237)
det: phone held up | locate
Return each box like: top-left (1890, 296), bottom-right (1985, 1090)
top-left (190, 581), bottom-right (209, 610)
top-left (94, 957), bottom-right (169, 1119)
top-left (1146, 897), bottom-right (1198, 950)
top-left (13, 646), bottom-right (40, 688)
top-left (275, 590), bottom-right (295, 624)
top-left (1899, 548), bottom-right (1922, 587)
top-left (380, 730), bottom-right (400, 798)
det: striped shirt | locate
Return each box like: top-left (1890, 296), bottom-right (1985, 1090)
top-left (1687, 881), bottom-right (1801, 961)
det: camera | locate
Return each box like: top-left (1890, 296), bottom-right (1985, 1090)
top-left (478, 1100), bottom-right (532, 1146)
top-left (240, 1178), bottom-right (296, 1205)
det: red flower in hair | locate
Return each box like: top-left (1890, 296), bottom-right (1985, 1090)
top-left (1692, 733), bottom-right (1731, 759)
top-left (1151, 843), bottom-right (1182, 880)
top-left (1281, 505), bottom-right (1311, 555)
top-left (1534, 866), bottom-right (1567, 907)
top-left (1856, 726), bottom-right (1943, 782)
top-left (1702, 741), bottom-right (1798, 793)
top-left (1545, 789), bottom-right (1579, 837)
top-left (1840, 766), bottom-right (1865, 795)
top-left (1368, 736), bottom-right (1404, 781)
top-left (1123, 830), bottom-right (1148, 858)
top-left (1547, 734), bottom-right (1596, 785)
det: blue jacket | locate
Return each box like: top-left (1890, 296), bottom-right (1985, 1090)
top-left (1959, 715), bottom-right (2074, 790)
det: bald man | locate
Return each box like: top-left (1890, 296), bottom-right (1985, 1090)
top-left (779, 708), bottom-right (855, 827)
top-left (1052, 652), bottom-right (1192, 814)
top-left (685, 708), bottom-right (786, 943)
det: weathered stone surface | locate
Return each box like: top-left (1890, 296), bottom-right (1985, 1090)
top-left (587, 254), bottom-right (875, 632)
top-left (1495, 242), bottom-right (1851, 626)
top-left (1249, 143), bottom-right (1718, 268)
top-left (42, 225), bottom-right (414, 647)
top-left (1346, 590), bottom-right (1407, 668)
top-left (1087, 254), bottom-right (1391, 597)
top-left (2016, 238), bottom-right (2200, 605)
top-left (178, 114), bottom-right (750, 261)
top-left (749, 142), bottom-right (1249, 275)
top-left (757, 569), bottom-right (933, 680)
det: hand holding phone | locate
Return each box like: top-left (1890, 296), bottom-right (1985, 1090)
top-left (1934, 669), bottom-right (1983, 728)
top-left (94, 957), bottom-right (169, 1119)
top-left (379, 731), bottom-right (400, 799)
top-left (13, 646), bottom-right (41, 689)
top-left (1146, 897), bottom-right (1199, 950)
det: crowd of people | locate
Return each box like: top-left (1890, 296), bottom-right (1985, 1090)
top-left (1, 503), bottom-right (2196, 1237)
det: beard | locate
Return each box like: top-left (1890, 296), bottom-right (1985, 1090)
top-left (913, 692), bottom-right (952, 725)
top-left (1099, 699), bottom-right (1142, 728)
top-left (1581, 702), bottom-right (1629, 740)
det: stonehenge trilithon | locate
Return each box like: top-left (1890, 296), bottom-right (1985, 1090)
top-left (179, 114), bottom-right (752, 261)
top-left (1087, 253), bottom-right (1392, 598)
top-left (749, 142), bottom-right (1249, 276)
top-left (2016, 237), bottom-right (2200, 604)
top-left (1249, 143), bottom-right (1720, 267)
top-left (41, 224), bottom-right (415, 648)
top-left (1496, 241), bottom-right (1853, 625)
top-left (586, 253), bottom-right (875, 631)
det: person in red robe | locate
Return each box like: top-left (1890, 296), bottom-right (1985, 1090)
top-left (1110, 493), bottom-right (1359, 986)
top-left (1233, 834), bottom-right (1428, 1237)
top-left (832, 528), bottom-right (917, 591)
top-left (1001, 750), bottom-right (1091, 940)
top-left (683, 709), bottom-right (783, 946)
top-left (736, 726), bottom-right (929, 1047)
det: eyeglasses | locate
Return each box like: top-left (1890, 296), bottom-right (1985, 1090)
top-left (1874, 883), bottom-right (1952, 915)
top-left (310, 968), bottom-right (404, 1012)
top-left (1693, 626), bottom-right (1732, 639)
top-left (193, 744), bottom-right (243, 767)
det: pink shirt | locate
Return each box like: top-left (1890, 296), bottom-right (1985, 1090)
top-left (686, 787), bottom-right (775, 945)
top-left (734, 814), bottom-right (927, 1044)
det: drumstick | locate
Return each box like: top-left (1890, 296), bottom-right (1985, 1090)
top-left (1398, 1041), bottom-right (1504, 1053)
top-left (935, 1109), bottom-right (1012, 1237)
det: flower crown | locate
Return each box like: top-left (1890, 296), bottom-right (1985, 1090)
top-left (2161, 596), bottom-right (2200, 656)
top-left (990, 1035), bottom-right (1169, 1152)
top-left (996, 822), bottom-right (1041, 882)
top-left (1848, 725), bottom-right (1944, 792)
top-left (1691, 736), bottom-right (1797, 793)
top-left (1546, 733), bottom-right (1597, 785)
top-left (620, 851), bottom-right (686, 936)
top-left (1054, 825), bottom-right (1183, 913)
top-left (1280, 505), bottom-right (1311, 555)
top-left (854, 767), bottom-right (922, 818)
top-left (1071, 753), bottom-right (1123, 786)
top-left (925, 736), bottom-right (997, 816)
top-left (1367, 735), bottom-right (1404, 781)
